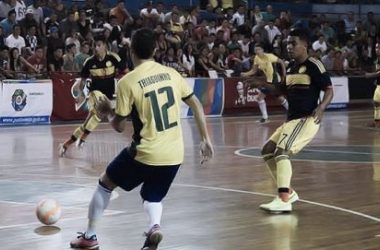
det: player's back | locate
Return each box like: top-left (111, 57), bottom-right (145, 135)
top-left (116, 61), bottom-right (193, 166)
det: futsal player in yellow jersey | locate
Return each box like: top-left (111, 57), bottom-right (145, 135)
top-left (59, 35), bottom-right (127, 157)
top-left (365, 43), bottom-right (380, 128)
top-left (249, 28), bottom-right (333, 213)
top-left (70, 28), bottom-right (214, 250)
top-left (241, 43), bottom-right (288, 123)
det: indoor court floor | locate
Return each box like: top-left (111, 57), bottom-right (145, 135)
top-left (0, 110), bottom-right (380, 250)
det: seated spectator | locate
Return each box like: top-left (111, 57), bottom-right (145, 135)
top-left (74, 42), bottom-right (90, 71)
top-left (140, 1), bottom-right (159, 28)
top-left (226, 48), bottom-right (244, 76)
top-left (5, 24), bottom-right (25, 52)
top-left (321, 49), bottom-right (335, 71)
top-left (312, 35), bottom-right (327, 54)
top-left (54, 0), bottom-right (66, 22)
top-left (48, 46), bottom-right (63, 72)
top-left (46, 26), bottom-right (64, 56)
top-left (195, 46), bottom-right (212, 76)
top-left (7, 47), bottom-right (36, 79)
top-left (44, 12), bottom-right (59, 36)
top-left (216, 18), bottom-right (231, 43)
top-left (62, 43), bottom-right (76, 72)
top-left (194, 19), bottom-right (208, 41)
top-left (0, 27), bottom-right (6, 49)
top-left (26, 46), bottom-right (47, 78)
top-left (19, 8), bottom-right (38, 37)
top-left (227, 32), bottom-right (242, 51)
top-left (182, 43), bottom-right (195, 77)
top-left (24, 25), bottom-right (39, 56)
top-left (0, 45), bottom-right (9, 79)
top-left (207, 33), bottom-right (215, 50)
top-left (77, 10), bottom-right (90, 38)
top-left (65, 30), bottom-right (80, 55)
top-left (208, 45), bottom-right (225, 72)
top-left (91, 12), bottom-right (105, 36)
top-left (251, 5), bottom-right (263, 24)
top-left (59, 11), bottom-right (78, 40)
top-left (161, 46), bottom-right (186, 75)
top-left (359, 47), bottom-right (374, 73)
top-left (265, 19), bottom-right (281, 45)
top-left (108, 0), bottom-right (133, 26)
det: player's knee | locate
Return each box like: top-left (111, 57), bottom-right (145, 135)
top-left (140, 192), bottom-right (165, 203)
top-left (99, 172), bottom-right (117, 191)
top-left (274, 148), bottom-right (288, 158)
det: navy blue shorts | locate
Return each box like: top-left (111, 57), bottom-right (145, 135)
top-left (106, 148), bottom-right (180, 202)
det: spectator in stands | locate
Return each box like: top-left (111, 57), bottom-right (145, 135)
top-left (278, 11), bottom-right (290, 31)
top-left (1, 9), bottom-right (16, 36)
top-left (194, 19), bottom-right (208, 41)
top-left (27, 0), bottom-right (43, 25)
top-left (199, 3), bottom-right (218, 22)
top-left (74, 42), bottom-right (90, 71)
top-left (102, 27), bottom-right (112, 51)
top-left (195, 46), bottom-right (211, 76)
top-left (252, 20), bottom-right (269, 46)
top-left (156, 32), bottom-right (167, 53)
top-left (15, 0), bottom-right (26, 23)
top-left (59, 11), bottom-right (78, 40)
top-left (54, 0), bottom-right (66, 22)
top-left (226, 47), bottom-right (243, 76)
top-left (207, 33), bottom-right (215, 50)
top-left (155, 1), bottom-right (165, 24)
top-left (272, 34), bottom-right (282, 56)
top-left (161, 46), bottom-right (185, 75)
top-left (366, 36), bottom-right (376, 60)
top-left (250, 5), bottom-right (263, 25)
top-left (208, 44), bottom-right (225, 72)
top-left (44, 12), bottom-right (59, 36)
top-left (5, 24), bottom-right (25, 52)
top-left (0, 0), bottom-right (13, 21)
top-left (262, 5), bottom-right (275, 22)
top-left (62, 43), bottom-right (76, 72)
top-left (321, 21), bottom-right (335, 42)
top-left (77, 10), bottom-right (90, 38)
top-left (187, 6), bottom-right (198, 27)
top-left (19, 8), bottom-right (37, 38)
top-left (24, 25), bottom-right (39, 56)
top-left (182, 43), bottom-right (195, 77)
top-left (216, 18), bottom-right (231, 43)
top-left (42, 0), bottom-right (54, 20)
top-left (344, 11), bottom-right (356, 35)
top-left (46, 26), bottom-right (64, 57)
top-left (7, 47), bottom-right (36, 78)
top-left (109, 0), bottom-right (133, 26)
top-left (363, 11), bottom-right (376, 31)
top-left (91, 12), bottom-right (105, 36)
top-left (359, 47), bottom-right (374, 72)
top-left (265, 19), bottom-right (281, 45)
top-left (26, 46), bottom-right (46, 78)
top-left (227, 32), bottom-right (241, 51)
top-left (65, 30), bottom-right (80, 55)
top-left (367, 23), bottom-right (378, 44)
top-left (164, 4), bottom-right (178, 24)
top-left (140, 1), bottom-right (158, 28)
top-left (0, 45), bottom-right (9, 79)
top-left (48, 46), bottom-right (63, 72)
top-left (231, 4), bottom-right (245, 29)
top-left (321, 48), bottom-right (335, 71)
top-left (206, 20), bottom-right (216, 35)
top-left (238, 19), bottom-right (253, 39)
top-left (179, 8), bottom-right (189, 25)
top-left (312, 34), bottom-right (327, 53)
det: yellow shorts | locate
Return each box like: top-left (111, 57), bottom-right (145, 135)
top-left (269, 116), bottom-right (320, 154)
top-left (374, 85), bottom-right (380, 103)
top-left (87, 90), bottom-right (105, 113)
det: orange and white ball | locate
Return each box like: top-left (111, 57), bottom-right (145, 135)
top-left (36, 199), bottom-right (62, 225)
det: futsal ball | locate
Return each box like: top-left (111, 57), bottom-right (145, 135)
top-left (36, 199), bottom-right (62, 225)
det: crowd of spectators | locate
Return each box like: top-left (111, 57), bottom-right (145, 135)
top-left (0, 0), bottom-right (379, 79)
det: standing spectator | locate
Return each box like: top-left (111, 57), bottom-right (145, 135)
top-left (54, 0), bottom-right (66, 22)
top-left (19, 8), bottom-right (38, 37)
top-left (216, 18), bottom-right (231, 43)
top-left (7, 47), bottom-right (36, 78)
top-left (321, 21), bottom-right (335, 42)
top-left (155, 1), bottom-right (165, 24)
top-left (59, 11), bottom-right (78, 40)
top-left (5, 24), bottom-right (25, 52)
top-left (250, 5), bottom-right (263, 25)
top-left (77, 10), bottom-right (90, 38)
top-left (231, 4), bottom-right (245, 29)
top-left (27, 0), bottom-right (43, 25)
top-left (262, 5), bottom-right (275, 23)
top-left (140, 1), bottom-right (158, 28)
top-left (344, 11), bottom-right (356, 35)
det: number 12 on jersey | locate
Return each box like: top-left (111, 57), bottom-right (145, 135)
top-left (145, 86), bottom-right (178, 132)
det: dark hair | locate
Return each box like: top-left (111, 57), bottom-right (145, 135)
top-left (254, 42), bottom-right (264, 48)
top-left (289, 28), bottom-right (310, 45)
top-left (131, 28), bottom-right (156, 59)
top-left (9, 47), bottom-right (20, 72)
top-left (183, 43), bottom-right (193, 63)
top-left (94, 35), bottom-right (107, 44)
top-left (66, 43), bottom-right (76, 51)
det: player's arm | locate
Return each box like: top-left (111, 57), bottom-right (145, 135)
top-left (184, 95), bottom-right (214, 163)
top-left (313, 69), bottom-right (334, 124)
top-left (277, 58), bottom-right (287, 82)
top-left (95, 95), bottom-right (128, 133)
top-left (241, 64), bottom-right (258, 77)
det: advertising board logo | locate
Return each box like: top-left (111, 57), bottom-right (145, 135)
top-left (12, 89), bottom-right (27, 111)
top-left (234, 81), bottom-right (261, 105)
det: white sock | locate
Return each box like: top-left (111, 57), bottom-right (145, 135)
top-left (143, 201), bottom-right (163, 231)
top-left (258, 99), bottom-right (268, 119)
top-left (86, 183), bottom-right (112, 237)
top-left (281, 99), bottom-right (289, 110)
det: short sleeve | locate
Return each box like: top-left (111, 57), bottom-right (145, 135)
top-left (115, 78), bottom-right (133, 116)
top-left (310, 59), bottom-right (332, 91)
top-left (111, 52), bottom-right (126, 72)
top-left (80, 57), bottom-right (91, 78)
top-left (180, 77), bottom-right (193, 101)
top-left (268, 53), bottom-right (279, 63)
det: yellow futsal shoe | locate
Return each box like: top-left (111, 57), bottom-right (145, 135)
top-left (260, 197), bottom-right (292, 213)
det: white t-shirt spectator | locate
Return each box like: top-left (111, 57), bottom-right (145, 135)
top-left (15, 0), bottom-right (26, 22)
top-left (312, 40), bottom-right (327, 53)
top-left (140, 8), bottom-right (159, 18)
top-left (182, 54), bottom-right (195, 72)
top-left (6, 34), bottom-right (26, 51)
top-left (231, 12), bottom-right (245, 26)
top-left (265, 25), bottom-right (281, 44)
top-left (27, 5), bottom-right (44, 24)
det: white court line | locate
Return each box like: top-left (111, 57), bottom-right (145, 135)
top-left (0, 210), bottom-right (125, 231)
top-left (234, 147), bottom-right (380, 163)
top-left (174, 183), bottom-right (380, 223)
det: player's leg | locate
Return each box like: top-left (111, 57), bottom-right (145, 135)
top-left (70, 148), bottom-right (142, 249)
top-left (140, 165), bottom-right (180, 250)
top-left (261, 127), bottom-right (282, 182)
top-left (277, 95), bottom-right (289, 110)
top-left (257, 90), bottom-right (269, 123)
top-left (369, 86), bottom-right (380, 127)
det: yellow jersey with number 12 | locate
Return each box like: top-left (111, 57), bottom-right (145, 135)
top-left (116, 60), bottom-right (193, 166)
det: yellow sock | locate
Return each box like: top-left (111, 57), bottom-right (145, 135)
top-left (263, 153), bottom-right (277, 183)
top-left (375, 106), bottom-right (380, 121)
top-left (83, 114), bottom-right (101, 132)
top-left (275, 155), bottom-right (292, 189)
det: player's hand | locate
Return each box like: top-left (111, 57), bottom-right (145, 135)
top-left (312, 106), bottom-right (325, 124)
top-left (95, 95), bottom-right (112, 116)
top-left (199, 140), bottom-right (214, 165)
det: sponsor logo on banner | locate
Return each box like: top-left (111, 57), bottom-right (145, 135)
top-left (11, 89), bottom-right (27, 111)
top-left (234, 81), bottom-right (261, 105)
